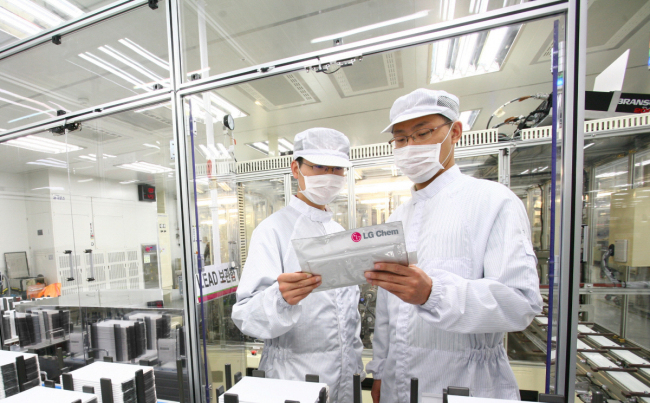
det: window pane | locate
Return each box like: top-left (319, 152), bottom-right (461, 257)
top-left (179, 0), bottom-right (531, 80)
top-left (0, 4), bottom-right (170, 130)
top-left (0, 0), bottom-right (116, 49)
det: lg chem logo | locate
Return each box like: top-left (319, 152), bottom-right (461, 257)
top-left (351, 232), bottom-right (362, 242)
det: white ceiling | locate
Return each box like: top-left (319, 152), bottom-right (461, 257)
top-left (0, 0), bottom-right (648, 183)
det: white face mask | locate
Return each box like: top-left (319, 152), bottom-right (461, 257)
top-left (393, 122), bottom-right (455, 184)
top-left (298, 168), bottom-right (345, 205)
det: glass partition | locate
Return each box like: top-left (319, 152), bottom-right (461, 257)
top-left (0, 0), bottom-right (116, 49)
top-left (179, 0), bottom-right (531, 80)
top-left (0, 3), bottom-right (170, 130)
top-left (0, 102), bottom-right (190, 402)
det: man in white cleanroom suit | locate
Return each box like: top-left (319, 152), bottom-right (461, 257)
top-left (365, 89), bottom-right (543, 402)
top-left (232, 128), bottom-right (364, 403)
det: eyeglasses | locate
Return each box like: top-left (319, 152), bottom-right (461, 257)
top-left (388, 121), bottom-right (453, 149)
top-left (302, 162), bottom-right (347, 176)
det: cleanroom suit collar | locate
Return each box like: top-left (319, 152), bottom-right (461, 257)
top-left (289, 195), bottom-right (334, 223)
top-left (410, 164), bottom-right (461, 201)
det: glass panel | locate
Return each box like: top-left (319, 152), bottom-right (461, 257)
top-left (183, 14), bottom-right (563, 400)
top-left (0, 130), bottom-right (81, 357)
top-left (577, 131), bottom-right (650, 400)
top-left (0, 103), bottom-right (190, 402)
top-left (242, 177), bottom-right (286, 253)
top-left (179, 0), bottom-right (531, 80)
top-left (0, 0), bottom-right (116, 49)
top-left (0, 4), bottom-right (170, 130)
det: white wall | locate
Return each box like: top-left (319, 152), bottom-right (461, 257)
top-left (0, 172), bottom-right (32, 276)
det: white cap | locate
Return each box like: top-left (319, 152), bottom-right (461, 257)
top-left (293, 128), bottom-right (352, 167)
top-left (382, 88), bottom-right (460, 133)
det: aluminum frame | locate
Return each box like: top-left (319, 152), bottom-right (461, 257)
top-left (0, 0), bottom-right (588, 401)
top-left (0, 0), bottom-right (147, 60)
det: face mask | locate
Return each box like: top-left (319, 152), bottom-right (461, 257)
top-left (393, 122), bottom-right (455, 183)
top-left (298, 168), bottom-right (345, 205)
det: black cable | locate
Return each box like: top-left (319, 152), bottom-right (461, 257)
top-left (323, 65), bottom-right (342, 75)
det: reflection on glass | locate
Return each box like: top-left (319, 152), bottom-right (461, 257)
top-left (0, 0), bottom-right (116, 49)
top-left (0, 104), bottom-right (189, 402)
top-left (0, 4), bottom-right (170, 130)
top-left (180, 0), bottom-right (530, 80)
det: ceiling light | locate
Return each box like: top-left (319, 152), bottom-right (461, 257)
top-left (77, 179), bottom-right (93, 183)
top-left (278, 138), bottom-right (294, 151)
top-left (584, 142), bottom-right (595, 150)
top-left (119, 180), bottom-right (139, 184)
top-left (79, 52), bottom-right (144, 86)
top-left (458, 110), bottom-right (480, 131)
top-left (117, 161), bottom-right (174, 174)
top-left (634, 160), bottom-right (650, 167)
top-left (0, 7), bottom-right (40, 39)
top-left (210, 93), bottom-right (247, 118)
top-left (8, 109), bottom-right (56, 123)
top-left (247, 142), bottom-right (269, 156)
top-left (217, 143), bottom-right (229, 156)
top-left (538, 166), bottom-right (549, 172)
top-left (521, 169), bottom-right (530, 174)
top-left (26, 158), bottom-right (67, 168)
top-left (99, 45), bottom-right (163, 82)
top-left (430, 25), bottom-right (520, 83)
top-left (5, 135), bottom-right (83, 154)
top-left (596, 192), bottom-right (612, 198)
top-left (595, 171), bottom-right (627, 179)
top-left (78, 155), bottom-right (96, 161)
top-left (43, 0), bottom-right (83, 18)
top-left (254, 100), bottom-right (263, 106)
top-left (6, 0), bottom-right (64, 28)
top-left (118, 38), bottom-right (170, 70)
top-left (143, 143), bottom-right (160, 149)
top-left (311, 10), bottom-right (429, 43)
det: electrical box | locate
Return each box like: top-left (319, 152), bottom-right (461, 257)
top-left (609, 189), bottom-right (650, 267)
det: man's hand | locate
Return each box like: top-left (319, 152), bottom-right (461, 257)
top-left (365, 263), bottom-right (432, 305)
top-left (277, 272), bottom-right (321, 305)
top-left (371, 379), bottom-right (381, 403)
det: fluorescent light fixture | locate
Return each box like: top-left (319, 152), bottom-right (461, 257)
top-left (0, 7), bottom-right (40, 38)
top-left (26, 158), bottom-right (67, 168)
top-left (210, 93), bottom-right (247, 118)
top-left (278, 138), bottom-right (294, 151)
top-left (143, 143), bottom-right (160, 149)
top-left (118, 38), bottom-right (170, 70)
top-left (8, 109), bottom-right (56, 123)
top-left (521, 169), bottom-right (530, 174)
top-left (79, 52), bottom-right (144, 86)
top-left (254, 100), bottom-right (263, 106)
top-left (596, 192), bottom-right (612, 198)
top-left (7, 0), bottom-right (64, 28)
top-left (99, 45), bottom-right (163, 82)
top-left (117, 161), bottom-right (174, 174)
top-left (43, 0), bottom-right (83, 18)
top-left (311, 10), bottom-right (430, 44)
top-left (246, 139), bottom-right (294, 156)
top-left (584, 142), bottom-right (595, 149)
top-left (77, 178), bottom-right (93, 183)
top-left (538, 166), bottom-right (549, 172)
top-left (217, 143), bottom-right (229, 156)
top-left (218, 182), bottom-right (232, 191)
top-left (430, 25), bottom-right (520, 83)
top-left (634, 159), bottom-right (650, 167)
top-left (79, 155), bottom-right (95, 161)
top-left (5, 135), bottom-right (83, 154)
top-left (458, 110), bottom-right (480, 131)
top-left (595, 171), bottom-right (627, 179)
top-left (119, 180), bottom-right (139, 184)
top-left (247, 142), bottom-right (270, 155)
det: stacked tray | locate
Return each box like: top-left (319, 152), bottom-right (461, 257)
top-left (3, 386), bottom-right (98, 403)
top-left (69, 362), bottom-right (156, 403)
top-left (91, 320), bottom-right (139, 362)
top-left (123, 312), bottom-right (171, 350)
top-left (218, 377), bottom-right (329, 403)
top-left (0, 351), bottom-right (41, 391)
top-left (0, 355), bottom-right (19, 399)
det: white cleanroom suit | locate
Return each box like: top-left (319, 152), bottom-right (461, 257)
top-left (366, 165), bottom-right (543, 402)
top-left (232, 196), bottom-right (364, 403)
